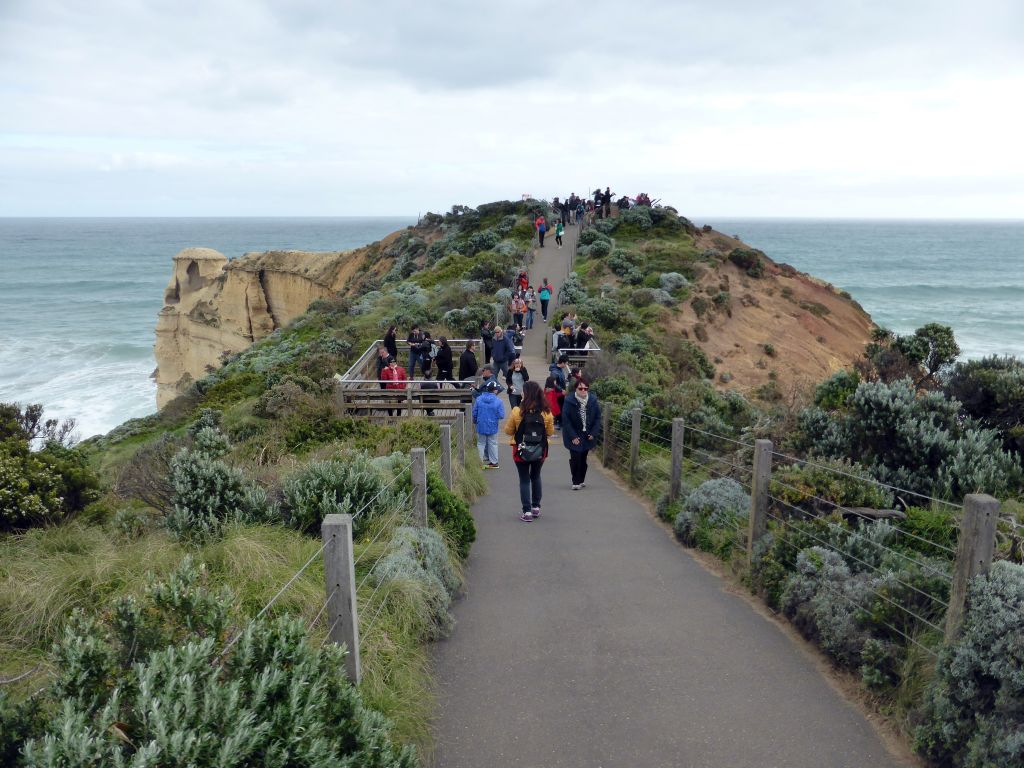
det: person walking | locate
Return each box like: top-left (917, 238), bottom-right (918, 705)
top-left (480, 320), bottom-right (494, 364)
top-left (544, 375), bottom-right (562, 430)
top-left (435, 336), bottom-right (454, 382)
top-left (561, 376), bottom-right (602, 490)
top-left (539, 279), bottom-right (552, 322)
top-left (555, 221), bottom-right (564, 249)
top-left (511, 293), bottom-right (526, 330)
top-left (406, 325), bottom-right (425, 381)
top-left (505, 357), bottom-right (529, 409)
top-left (459, 340), bottom-right (478, 386)
top-left (503, 380), bottom-right (555, 522)
top-left (535, 212), bottom-right (547, 247)
top-left (473, 379), bottom-right (505, 469)
top-left (383, 325), bottom-right (399, 361)
top-left (524, 286), bottom-right (537, 330)
top-left (490, 325), bottom-right (515, 378)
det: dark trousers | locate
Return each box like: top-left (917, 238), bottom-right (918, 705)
top-left (513, 312), bottom-right (524, 328)
top-left (484, 343), bottom-right (492, 364)
top-left (569, 450), bottom-right (589, 485)
top-left (538, 229), bottom-right (545, 247)
top-left (540, 299), bottom-right (549, 320)
top-left (516, 460), bottom-right (543, 512)
top-left (408, 351), bottom-right (420, 380)
top-left (555, 234), bottom-right (563, 246)
top-left (508, 393), bottom-right (522, 410)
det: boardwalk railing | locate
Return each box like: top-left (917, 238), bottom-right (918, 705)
top-left (600, 404), bottom-right (1012, 649)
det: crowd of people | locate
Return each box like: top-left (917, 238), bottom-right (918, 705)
top-left (368, 211), bottom-right (614, 522)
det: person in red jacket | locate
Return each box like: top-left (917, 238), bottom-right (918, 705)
top-left (535, 213), bottom-right (547, 247)
top-left (379, 356), bottom-right (407, 416)
top-left (544, 375), bottom-right (562, 429)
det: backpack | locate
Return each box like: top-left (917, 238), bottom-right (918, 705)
top-left (516, 410), bottom-right (547, 463)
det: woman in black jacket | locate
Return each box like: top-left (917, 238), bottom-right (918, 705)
top-left (561, 376), bottom-right (602, 490)
top-left (384, 325), bottom-right (398, 360)
top-left (435, 336), bottom-right (454, 382)
top-left (480, 321), bottom-right (495, 364)
top-left (459, 340), bottom-right (478, 386)
top-left (505, 357), bottom-right (530, 409)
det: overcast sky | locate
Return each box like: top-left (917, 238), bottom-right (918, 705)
top-left (1, 0), bottom-right (1022, 218)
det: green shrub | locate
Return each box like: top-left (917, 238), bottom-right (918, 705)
top-left (915, 561), bottom-right (1024, 767)
top-left (0, 440), bottom-right (99, 532)
top-left (895, 506), bottom-right (959, 559)
top-left (585, 239), bottom-right (613, 258)
top-left (192, 426), bottom-right (231, 459)
top-left (426, 471), bottom-right (475, 559)
top-left (579, 229), bottom-right (611, 247)
top-left (674, 478), bottom-right (749, 548)
top-left (282, 453), bottom-right (394, 535)
top-left (728, 248), bottom-right (764, 278)
top-left (762, 342), bottom-right (776, 357)
top-left (187, 408), bottom-right (223, 437)
top-left (813, 370), bottom-right (860, 410)
top-left (167, 449), bottom-right (275, 542)
top-left (691, 296), bottom-right (709, 317)
top-left (578, 297), bottom-right (634, 331)
top-left (198, 372), bottom-right (267, 409)
top-left (944, 355), bottom-right (1024, 455)
top-left (771, 458), bottom-right (894, 511)
top-left (559, 272), bottom-right (588, 304)
top-left (655, 493), bottom-right (684, 523)
top-left (0, 559), bottom-right (416, 767)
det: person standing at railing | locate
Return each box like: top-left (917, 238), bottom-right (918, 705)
top-left (561, 376), bottom-right (602, 490)
top-left (406, 325), bottom-right (425, 381)
top-left (473, 379), bottom-right (505, 470)
top-left (435, 336), bottom-right (454, 382)
top-left (575, 200), bottom-right (585, 226)
top-left (380, 357), bottom-right (407, 417)
top-left (555, 321), bottom-right (575, 357)
top-left (524, 285), bottom-right (537, 330)
top-left (375, 346), bottom-right (391, 390)
top-left (481, 320), bottom-right (495, 364)
top-left (383, 325), bottom-right (398, 360)
top-left (504, 380), bottom-right (555, 522)
top-left (575, 323), bottom-right (595, 355)
top-left (459, 340), bottom-right (478, 388)
top-left (539, 279), bottom-right (552, 323)
top-left (602, 187), bottom-right (613, 219)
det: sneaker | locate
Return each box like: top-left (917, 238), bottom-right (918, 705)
top-left (488, 462), bottom-right (500, 470)
top-left (531, 506), bottom-right (541, 518)
top-left (572, 484), bottom-right (581, 491)
top-left (580, 482), bottom-right (586, 488)
top-left (520, 511), bottom-right (533, 522)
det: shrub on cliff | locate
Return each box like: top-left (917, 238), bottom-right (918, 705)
top-left (283, 453), bottom-right (395, 536)
top-left (427, 471), bottom-right (475, 559)
top-left (915, 561), bottom-right (1024, 767)
top-left (559, 272), bottom-right (588, 305)
top-left (0, 559), bottom-right (416, 767)
top-left (674, 478), bottom-right (749, 556)
top-left (579, 229), bottom-right (611, 248)
top-left (728, 248), bottom-right (764, 278)
top-left (944, 355), bottom-right (1024, 456)
top-left (771, 457), bottom-right (894, 512)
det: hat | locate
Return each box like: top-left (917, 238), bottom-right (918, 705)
top-left (484, 380), bottom-right (499, 392)
top-left (561, 319), bottom-right (572, 329)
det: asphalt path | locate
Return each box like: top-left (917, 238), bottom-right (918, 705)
top-left (431, 220), bottom-right (908, 767)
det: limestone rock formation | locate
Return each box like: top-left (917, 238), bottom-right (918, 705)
top-left (153, 245), bottom-right (374, 408)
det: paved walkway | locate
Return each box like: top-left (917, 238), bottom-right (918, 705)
top-left (431, 223), bottom-right (909, 767)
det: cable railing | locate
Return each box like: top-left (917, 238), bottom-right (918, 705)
top-left (599, 403), bottom-right (1010, 649)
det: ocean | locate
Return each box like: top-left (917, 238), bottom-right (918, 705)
top-left (1, 217), bottom-right (1022, 438)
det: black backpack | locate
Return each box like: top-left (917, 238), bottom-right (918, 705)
top-left (516, 410), bottom-right (547, 463)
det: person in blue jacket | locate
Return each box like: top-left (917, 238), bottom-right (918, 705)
top-left (491, 324), bottom-right (517, 379)
top-left (561, 376), bottom-right (602, 490)
top-left (473, 379), bottom-right (506, 468)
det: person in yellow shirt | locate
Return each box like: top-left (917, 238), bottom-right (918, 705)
top-left (503, 380), bottom-right (556, 522)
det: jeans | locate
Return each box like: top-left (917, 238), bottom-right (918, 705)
top-left (540, 299), bottom-right (549, 320)
top-left (408, 351), bottom-right (420, 380)
top-left (538, 229), bottom-right (545, 247)
top-left (516, 460), bottom-right (543, 512)
top-left (569, 450), bottom-right (590, 485)
top-left (477, 432), bottom-right (499, 464)
top-left (513, 312), bottom-right (524, 329)
top-left (526, 308), bottom-right (535, 329)
top-left (496, 359), bottom-right (510, 378)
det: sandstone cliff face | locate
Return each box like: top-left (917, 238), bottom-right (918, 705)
top-left (153, 246), bottom-right (373, 408)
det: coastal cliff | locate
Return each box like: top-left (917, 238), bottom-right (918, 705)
top-left (153, 240), bottom-right (392, 407)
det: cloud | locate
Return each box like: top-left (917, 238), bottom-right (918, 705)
top-left (0, 0), bottom-right (1022, 216)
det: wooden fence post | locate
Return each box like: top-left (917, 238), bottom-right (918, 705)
top-left (945, 494), bottom-right (999, 643)
top-left (454, 412), bottom-right (466, 466)
top-left (322, 513), bottom-right (360, 684)
top-left (747, 439), bottom-right (772, 567)
top-left (601, 407), bottom-right (612, 467)
top-left (670, 418), bottom-right (686, 503)
top-left (629, 408), bottom-right (641, 483)
top-left (411, 447), bottom-right (428, 526)
top-left (439, 425), bottom-right (453, 490)
top-left (462, 403), bottom-right (474, 454)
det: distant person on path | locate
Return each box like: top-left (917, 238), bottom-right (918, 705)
top-left (459, 340), bottom-right (478, 387)
top-left (560, 198), bottom-right (570, 226)
top-left (524, 285), bottom-right (537, 330)
top-left (481, 320), bottom-right (495, 364)
top-left (505, 357), bottom-right (529, 409)
top-left (602, 187), bottom-right (613, 219)
top-left (517, 270), bottom-right (529, 292)
top-left (555, 221), bottom-right (564, 249)
top-left (576, 200), bottom-right (585, 226)
top-left (406, 325), bottom-right (425, 381)
top-left (539, 279), bottom-right (552, 322)
top-left (562, 376), bottom-right (602, 490)
top-left (504, 380), bottom-right (555, 522)
top-left (384, 325), bottom-right (398, 360)
top-left (435, 336), bottom-right (454, 382)
top-left (491, 325), bottom-right (515, 378)
top-left (544, 375), bottom-right (562, 430)
top-left (535, 213), bottom-right (547, 247)
top-left (473, 380), bottom-right (506, 469)
top-left (511, 294), bottom-right (526, 329)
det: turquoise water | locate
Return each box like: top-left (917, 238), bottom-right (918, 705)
top-left (1, 217), bottom-right (1021, 437)
top-left (0, 218), bottom-right (414, 437)
top-left (708, 219), bottom-right (1024, 361)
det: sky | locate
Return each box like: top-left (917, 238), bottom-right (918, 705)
top-left (1, 0), bottom-right (1022, 218)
